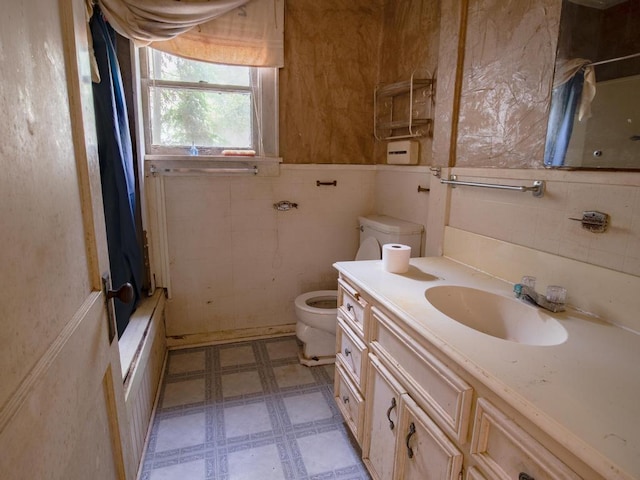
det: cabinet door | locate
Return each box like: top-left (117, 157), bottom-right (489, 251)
top-left (363, 354), bottom-right (407, 480)
top-left (394, 394), bottom-right (463, 480)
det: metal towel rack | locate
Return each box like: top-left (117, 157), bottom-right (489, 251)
top-left (150, 165), bottom-right (258, 176)
top-left (441, 175), bottom-right (545, 198)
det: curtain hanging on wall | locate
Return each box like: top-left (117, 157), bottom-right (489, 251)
top-left (90, 7), bottom-right (143, 337)
top-left (150, 0), bottom-right (285, 67)
top-left (89, 0), bottom-right (284, 68)
top-left (95, 0), bottom-right (250, 44)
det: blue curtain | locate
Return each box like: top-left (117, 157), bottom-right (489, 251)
top-left (544, 70), bottom-right (585, 167)
top-left (90, 9), bottom-right (142, 337)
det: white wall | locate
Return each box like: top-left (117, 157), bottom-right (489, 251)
top-left (443, 168), bottom-right (640, 277)
top-left (161, 165), bottom-right (377, 339)
top-left (157, 164), bottom-right (437, 341)
top-left (374, 166), bottom-right (432, 256)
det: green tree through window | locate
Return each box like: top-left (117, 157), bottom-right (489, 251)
top-left (147, 50), bottom-right (253, 150)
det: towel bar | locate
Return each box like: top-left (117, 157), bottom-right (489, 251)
top-left (441, 176), bottom-right (545, 198)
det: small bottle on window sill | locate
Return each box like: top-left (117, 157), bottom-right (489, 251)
top-left (189, 142), bottom-right (199, 156)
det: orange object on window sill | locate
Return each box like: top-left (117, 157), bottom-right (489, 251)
top-left (222, 149), bottom-right (256, 156)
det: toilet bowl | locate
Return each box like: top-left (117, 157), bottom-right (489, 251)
top-left (294, 215), bottom-right (424, 366)
top-left (294, 291), bottom-right (338, 334)
top-left (294, 291), bottom-right (339, 366)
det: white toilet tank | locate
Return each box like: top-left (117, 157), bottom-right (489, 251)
top-left (358, 215), bottom-right (424, 257)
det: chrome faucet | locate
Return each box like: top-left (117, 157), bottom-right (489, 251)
top-left (513, 283), bottom-right (566, 313)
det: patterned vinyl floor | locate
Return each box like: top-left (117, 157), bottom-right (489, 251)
top-left (139, 336), bottom-right (371, 480)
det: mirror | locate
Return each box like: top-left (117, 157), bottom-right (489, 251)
top-left (544, 0), bottom-right (640, 169)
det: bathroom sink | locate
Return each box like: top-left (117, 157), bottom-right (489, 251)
top-left (425, 286), bottom-right (567, 346)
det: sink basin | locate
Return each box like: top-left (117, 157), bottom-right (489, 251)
top-left (425, 286), bottom-right (568, 346)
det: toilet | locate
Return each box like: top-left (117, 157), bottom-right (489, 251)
top-left (294, 215), bottom-right (424, 366)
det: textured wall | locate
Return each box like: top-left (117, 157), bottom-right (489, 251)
top-left (424, 0), bottom-right (640, 280)
top-left (279, 0), bottom-right (383, 164)
top-left (455, 0), bottom-right (561, 168)
top-left (163, 166), bottom-right (375, 337)
top-left (374, 0), bottom-right (441, 165)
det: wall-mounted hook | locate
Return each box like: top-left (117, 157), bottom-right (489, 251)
top-left (568, 211), bottom-right (609, 233)
top-left (273, 200), bottom-right (298, 211)
top-left (429, 167), bottom-right (441, 178)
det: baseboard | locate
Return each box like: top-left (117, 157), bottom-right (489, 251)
top-left (166, 324), bottom-right (296, 349)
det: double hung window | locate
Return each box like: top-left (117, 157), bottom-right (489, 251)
top-left (140, 48), bottom-right (277, 156)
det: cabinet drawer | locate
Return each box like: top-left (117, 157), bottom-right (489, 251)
top-left (471, 398), bottom-right (581, 480)
top-left (372, 306), bottom-right (473, 444)
top-left (335, 360), bottom-right (364, 444)
top-left (336, 315), bottom-right (368, 390)
top-left (338, 277), bottom-right (369, 338)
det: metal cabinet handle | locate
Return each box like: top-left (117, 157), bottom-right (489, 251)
top-left (346, 303), bottom-right (354, 311)
top-left (519, 474), bottom-right (535, 480)
top-left (342, 395), bottom-right (349, 404)
top-left (406, 422), bottom-right (416, 458)
top-left (344, 347), bottom-right (351, 356)
top-left (386, 397), bottom-right (397, 430)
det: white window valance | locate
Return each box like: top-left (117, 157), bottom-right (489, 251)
top-left (90, 0), bottom-right (284, 68)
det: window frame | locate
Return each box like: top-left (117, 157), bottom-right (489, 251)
top-left (139, 47), bottom-right (279, 157)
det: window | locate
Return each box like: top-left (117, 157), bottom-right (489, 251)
top-left (140, 48), bottom-right (278, 156)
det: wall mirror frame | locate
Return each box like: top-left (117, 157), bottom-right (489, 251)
top-left (544, 0), bottom-right (640, 170)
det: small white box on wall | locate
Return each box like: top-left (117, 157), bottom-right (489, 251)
top-left (386, 140), bottom-right (419, 164)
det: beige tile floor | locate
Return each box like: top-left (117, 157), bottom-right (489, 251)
top-left (140, 336), bottom-right (370, 480)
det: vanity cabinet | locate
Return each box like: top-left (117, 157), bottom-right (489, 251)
top-left (334, 271), bottom-right (602, 480)
top-left (364, 354), bottom-right (463, 480)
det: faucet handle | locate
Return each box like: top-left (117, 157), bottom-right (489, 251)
top-left (546, 285), bottom-right (567, 305)
top-left (513, 284), bottom-right (523, 298)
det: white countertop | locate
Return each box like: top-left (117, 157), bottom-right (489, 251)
top-left (334, 256), bottom-right (640, 480)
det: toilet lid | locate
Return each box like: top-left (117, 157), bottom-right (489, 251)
top-left (355, 237), bottom-right (381, 261)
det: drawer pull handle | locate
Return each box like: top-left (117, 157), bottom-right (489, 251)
top-left (346, 303), bottom-right (354, 311)
top-left (519, 474), bottom-right (535, 480)
top-left (344, 348), bottom-right (351, 357)
top-left (386, 397), bottom-right (397, 430)
top-left (406, 422), bottom-right (416, 458)
top-left (342, 395), bottom-right (350, 404)
top-left (354, 292), bottom-right (360, 300)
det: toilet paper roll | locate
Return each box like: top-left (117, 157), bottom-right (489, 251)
top-left (382, 244), bottom-right (411, 273)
